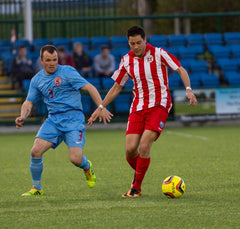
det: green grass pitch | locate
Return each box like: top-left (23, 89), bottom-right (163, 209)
top-left (0, 125), bottom-right (239, 229)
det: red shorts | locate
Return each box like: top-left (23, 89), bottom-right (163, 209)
top-left (126, 106), bottom-right (169, 140)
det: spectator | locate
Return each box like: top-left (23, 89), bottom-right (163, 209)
top-left (94, 45), bottom-right (115, 78)
top-left (73, 42), bottom-right (93, 78)
top-left (10, 45), bottom-right (35, 91)
top-left (57, 46), bottom-right (76, 68)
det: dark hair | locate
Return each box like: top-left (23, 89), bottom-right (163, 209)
top-left (127, 26), bottom-right (145, 39)
top-left (40, 45), bottom-right (57, 59)
top-left (101, 45), bottom-right (110, 50)
top-left (18, 45), bottom-right (27, 50)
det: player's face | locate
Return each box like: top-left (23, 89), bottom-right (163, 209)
top-left (128, 35), bottom-right (146, 58)
top-left (41, 50), bottom-right (58, 74)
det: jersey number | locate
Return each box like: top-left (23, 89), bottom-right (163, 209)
top-left (48, 89), bottom-right (54, 98)
top-left (78, 131), bottom-right (83, 141)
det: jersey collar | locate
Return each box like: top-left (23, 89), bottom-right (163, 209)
top-left (128, 43), bottom-right (152, 58)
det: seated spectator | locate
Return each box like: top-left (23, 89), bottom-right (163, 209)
top-left (57, 46), bottom-right (76, 68)
top-left (10, 45), bottom-right (35, 91)
top-left (94, 45), bottom-right (115, 78)
top-left (73, 42), bottom-right (93, 78)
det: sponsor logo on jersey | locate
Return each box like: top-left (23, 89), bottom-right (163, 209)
top-left (53, 76), bottom-right (63, 87)
top-left (160, 121), bottom-right (165, 129)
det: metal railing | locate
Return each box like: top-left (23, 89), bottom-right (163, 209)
top-left (0, 0), bottom-right (240, 39)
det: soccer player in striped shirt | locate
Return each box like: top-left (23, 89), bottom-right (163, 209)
top-left (88, 26), bottom-right (197, 197)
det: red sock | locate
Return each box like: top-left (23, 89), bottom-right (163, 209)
top-left (126, 155), bottom-right (139, 170)
top-left (134, 157), bottom-right (151, 191)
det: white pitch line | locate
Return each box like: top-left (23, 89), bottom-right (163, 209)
top-left (166, 130), bottom-right (208, 140)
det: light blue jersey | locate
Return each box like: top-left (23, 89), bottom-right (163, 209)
top-left (26, 65), bottom-right (89, 148)
top-left (27, 65), bottom-right (88, 114)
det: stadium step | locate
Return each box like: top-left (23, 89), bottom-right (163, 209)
top-left (0, 97), bottom-right (23, 104)
top-left (0, 112), bottom-right (20, 118)
top-left (0, 83), bottom-right (12, 89)
top-left (0, 76), bottom-right (8, 82)
top-left (0, 104), bottom-right (21, 112)
top-left (0, 89), bottom-right (18, 94)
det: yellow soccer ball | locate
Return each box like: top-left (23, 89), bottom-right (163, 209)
top-left (162, 175), bottom-right (185, 198)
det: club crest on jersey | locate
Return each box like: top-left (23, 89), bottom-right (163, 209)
top-left (146, 55), bottom-right (154, 63)
top-left (53, 76), bottom-right (63, 87)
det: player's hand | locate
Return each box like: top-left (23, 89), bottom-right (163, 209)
top-left (88, 107), bottom-right (113, 126)
top-left (15, 117), bottom-right (25, 129)
top-left (186, 90), bottom-right (197, 106)
top-left (99, 108), bottom-right (113, 125)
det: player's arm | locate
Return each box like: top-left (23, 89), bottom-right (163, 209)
top-left (81, 83), bottom-right (113, 124)
top-left (15, 100), bottom-right (33, 129)
top-left (88, 82), bottom-right (123, 125)
top-left (176, 66), bottom-right (197, 106)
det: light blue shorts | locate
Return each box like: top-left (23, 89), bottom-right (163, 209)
top-left (36, 111), bottom-right (86, 149)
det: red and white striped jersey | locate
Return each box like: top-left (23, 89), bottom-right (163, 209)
top-left (112, 43), bottom-right (181, 114)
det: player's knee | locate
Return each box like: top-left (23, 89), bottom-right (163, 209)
top-left (139, 142), bottom-right (151, 157)
top-left (126, 146), bottom-right (138, 158)
top-left (69, 154), bottom-right (82, 167)
top-left (30, 147), bottom-right (43, 158)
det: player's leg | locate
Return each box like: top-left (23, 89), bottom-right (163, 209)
top-left (125, 133), bottom-right (141, 170)
top-left (122, 111), bottom-right (144, 197)
top-left (66, 130), bottom-right (96, 188)
top-left (22, 138), bottom-right (54, 196)
top-left (132, 129), bottom-right (158, 191)
top-left (22, 119), bottom-right (61, 196)
top-left (125, 110), bottom-right (144, 170)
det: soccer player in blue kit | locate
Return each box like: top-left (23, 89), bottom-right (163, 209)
top-left (15, 45), bottom-right (112, 196)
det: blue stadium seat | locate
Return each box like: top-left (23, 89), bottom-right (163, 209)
top-left (28, 52), bottom-right (40, 69)
top-left (123, 78), bottom-right (134, 91)
top-left (188, 60), bottom-right (208, 73)
top-left (22, 79), bottom-right (31, 92)
top-left (87, 78), bottom-right (102, 90)
top-left (114, 94), bottom-right (132, 114)
top-left (52, 38), bottom-right (71, 50)
top-left (72, 37), bottom-right (90, 50)
top-left (186, 33), bottom-right (204, 46)
top-left (189, 73), bottom-right (202, 88)
top-left (229, 44), bottom-right (240, 58)
top-left (91, 36), bottom-right (109, 50)
top-left (200, 73), bottom-right (220, 88)
top-left (204, 33), bottom-right (223, 46)
top-left (178, 46), bottom-right (204, 60)
top-left (208, 45), bottom-right (232, 59)
top-left (81, 95), bottom-right (93, 115)
top-left (168, 34), bottom-right (186, 47)
top-left (180, 59), bottom-right (191, 72)
top-left (216, 58), bottom-right (239, 72)
top-left (164, 47), bottom-right (179, 58)
top-left (149, 35), bottom-right (168, 48)
top-left (168, 73), bottom-right (182, 89)
top-left (87, 49), bottom-right (100, 60)
top-left (0, 40), bottom-right (12, 52)
top-left (110, 36), bottom-right (128, 49)
top-left (33, 38), bottom-right (51, 51)
top-left (224, 32), bottom-right (240, 45)
top-left (110, 47), bottom-right (129, 62)
top-left (223, 71), bottom-right (240, 86)
top-left (1, 51), bottom-right (16, 74)
top-left (36, 99), bottom-right (48, 117)
top-left (102, 77), bottom-right (114, 90)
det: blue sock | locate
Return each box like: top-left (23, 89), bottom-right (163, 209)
top-left (79, 155), bottom-right (90, 171)
top-left (30, 157), bottom-right (43, 190)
